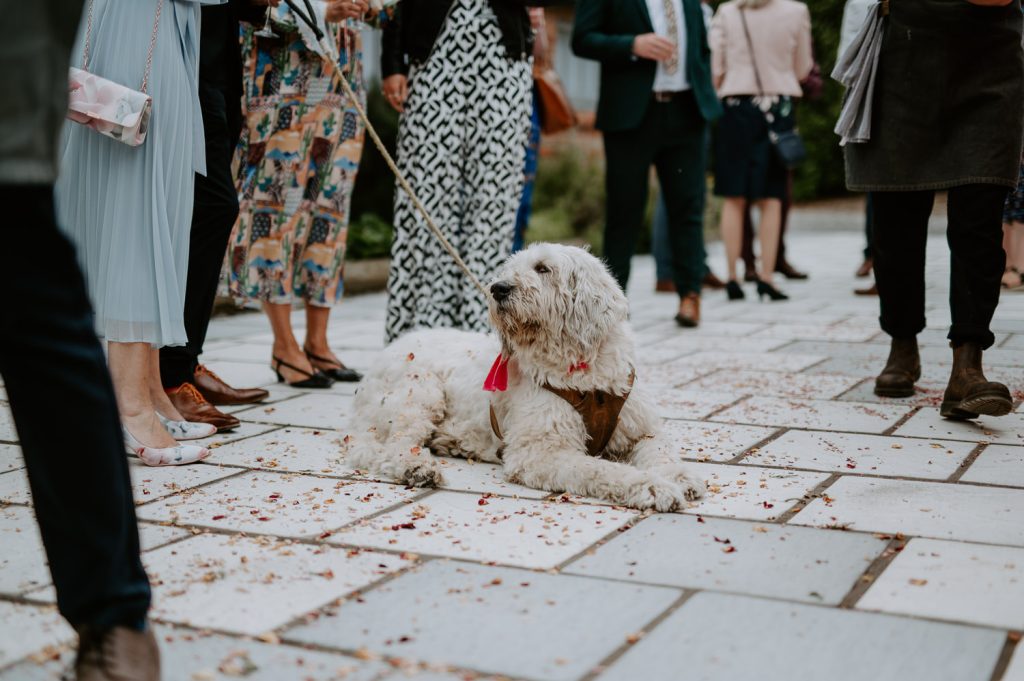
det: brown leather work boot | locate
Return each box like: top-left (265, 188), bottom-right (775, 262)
top-left (675, 293), bottom-right (700, 328)
top-left (76, 624), bottom-right (160, 681)
top-left (166, 382), bottom-right (240, 432)
top-left (874, 337), bottom-right (921, 398)
top-left (940, 343), bottom-right (1012, 420)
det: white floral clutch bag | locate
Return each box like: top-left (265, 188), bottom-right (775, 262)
top-left (67, 67), bottom-right (153, 147)
top-left (66, 0), bottom-right (163, 147)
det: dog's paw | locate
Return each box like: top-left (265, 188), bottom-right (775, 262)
top-left (620, 476), bottom-right (692, 513)
top-left (399, 462), bottom-right (444, 488)
top-left (651, 464), bottom-right (705, 502)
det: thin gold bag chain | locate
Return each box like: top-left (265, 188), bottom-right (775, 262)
top-left (82, 0), bottom-right (164, 95)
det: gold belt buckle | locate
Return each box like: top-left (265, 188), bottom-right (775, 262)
top-left (654, 92), bottom-right (672, 103)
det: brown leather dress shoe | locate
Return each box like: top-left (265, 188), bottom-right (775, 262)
top-left (940, 343), bottom-right (1013, 420)
top-left (674, 293), bottom-right (700, 328)
top-left (76, 624), bottom-right (160, 681)
top-left (854, 283), bottom-right (878, 296)
top-left (655, 279), bottom-right (676, 293)
top-left (874, 338), bottom-right (921, 398)
top-left (194, 364), bottom-right (269, 406)
top-left (702, 271), bottom-right (726, 290)
top-left (775, 261), bottom-right (809, 280)
top-left (855, 257), bottom-right (874, 278)
top-left (166, 383), bottom-right (240, 432)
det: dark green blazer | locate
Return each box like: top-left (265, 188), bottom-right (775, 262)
top-left (572, 0), bottom-right (722, 132)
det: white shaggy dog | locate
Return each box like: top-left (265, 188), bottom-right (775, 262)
top-left (345, 243), bottom-right (704, 511)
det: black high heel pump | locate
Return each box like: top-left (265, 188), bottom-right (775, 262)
top-left (271, 356), bottom-right (334, 388)
top-left (756, 280), bottom-right (789, 302)
top-left (726, 280), bottom-right (745, 301)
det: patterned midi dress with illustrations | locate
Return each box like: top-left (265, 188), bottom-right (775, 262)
top-left (229, 10), bottom-right (365, 307)
top-left (384, 0), bottom-right (533, 343)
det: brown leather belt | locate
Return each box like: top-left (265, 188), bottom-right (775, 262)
top-left (653, 91), bottom-right (679, 103)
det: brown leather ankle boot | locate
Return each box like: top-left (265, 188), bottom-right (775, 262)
top-left (874, 337), bottom-right (921, 398)
top-left (940, 343), bottom-right (1012, 420)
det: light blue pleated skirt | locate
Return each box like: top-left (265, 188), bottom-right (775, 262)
top-left (56, 0), bottom-right (217, 347)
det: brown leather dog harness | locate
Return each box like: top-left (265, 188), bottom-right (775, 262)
top-left (489, 370), bottom-right (636, 457)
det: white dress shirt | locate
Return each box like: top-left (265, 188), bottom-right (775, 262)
top-left (645, 0), bottom-right (690, 92)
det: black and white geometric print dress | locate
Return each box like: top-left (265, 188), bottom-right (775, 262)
top-left (384, 0), bottom-right (532, 343)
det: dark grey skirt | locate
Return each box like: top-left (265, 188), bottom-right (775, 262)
top-left (846, 0), bottom-right (1024, 192)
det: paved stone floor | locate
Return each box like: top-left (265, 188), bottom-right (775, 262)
top-left (2, 230), bottom-right (1024, 681)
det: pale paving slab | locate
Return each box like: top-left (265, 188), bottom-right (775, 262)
top-left (654, 389), bottom-right (744, 420)
top-left (745, 430), bottom-right (973, 479)
top-left (687, 369), bottom-right (863, 400)
top-left (235, 393), bottom-right (354, 430)
top-left (146, 534), bottom-right (412, 636)
top-left (1004, 647), bottom-right (1024, 681)
top-left (960, 445), bottom-right (1024, 488)
top-left (596, 592), bottom-right (1006, 681)
top-left (645, 335), bottom-right (790, 359)
top-left (684, 463), bottom-right (829, 522)
top-left (331, 492), bottom-right (636, 569)
top-left (201, 360), bottom-right (277, 389)
top-left (0, 602), bottom-right (73, 669)
top-left (0, 405), bottom-right (16, 442)
top-left (712, 396), bottom-right (911, 434)
top-left (660, 420), bottom-right (777, 462)
top-left (154, 625), bottom-right (393, 681)
top-left (427, 457), bottom-right (550, 499)
top-left (138, 472), bottom-right (420, 539)
top-left (565, 515), bottom-right (886, 604)
top-left (895, 408), bottom-right (1024, 446)
top-left (286, 560), bottom-right (679, 681)
top-left (791, 476), bottom-right (1024, 547)
top-left (754, 323), bottom-right (879, 343)
top-left (0, 459), bottom-right (240, 507)
top-left (668, 351), bottom-right (827, 373)
top-left (202, 421), bottom-right (280, 448)
top-left (208, 427), bottom-right (353, 475)
top-left (0, 444), bottom-right (21, 472)
top-left (0, 506), bottom-right (49, 596)
top-left (858, 538), bottom-right (1024, 629)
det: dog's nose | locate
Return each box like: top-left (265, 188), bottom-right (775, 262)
top-left (490, 281), bottom-right (514, 302)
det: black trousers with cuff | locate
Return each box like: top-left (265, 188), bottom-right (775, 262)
top-left (872, 184), bottom-right (1008, 349)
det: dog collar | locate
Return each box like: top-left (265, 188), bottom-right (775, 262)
top-left (483, 355), bottom-right (509, 392)
top-left (484, 355), bottom-right (591, 392)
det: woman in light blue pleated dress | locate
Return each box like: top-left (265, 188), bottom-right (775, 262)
top-left (56, 0), bottom-right (225, 464)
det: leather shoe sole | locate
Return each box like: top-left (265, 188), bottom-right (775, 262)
top-left (941, 388), bottom-right (1013, 420)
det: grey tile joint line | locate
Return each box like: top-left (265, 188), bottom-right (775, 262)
top-left (837, 537), bottom-right (907, 609)
top-left (727, 426), bottom-right (790, 464)
top-left (701, 393), bottom-right (754, 421)
top-left (881, 406), bottom-right (922, 436)
top-left (989, 632), bottom-right (1023, 681)
top-left (947, 442), bottom-right (990, 483)
top-left (772, 473), bottom-right (842, 525)
top-left (552, 510), bottom-right (652, 573)
top-left (832, 375), bottom-right (875, 401)
top-left (576, 590), bottom-right (696, 681)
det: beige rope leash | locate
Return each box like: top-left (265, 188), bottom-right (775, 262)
top-left (285, 1), bottom-right (488, 298)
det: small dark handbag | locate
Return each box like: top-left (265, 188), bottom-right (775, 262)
top-left (739, 9), bottom-right (807, 169)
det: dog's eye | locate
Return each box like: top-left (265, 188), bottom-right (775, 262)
top-left (534, 263), bottom-right (550, 274)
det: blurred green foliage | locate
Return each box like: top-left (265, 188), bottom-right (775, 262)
top-left (790, 0), bottom-right (847, 201)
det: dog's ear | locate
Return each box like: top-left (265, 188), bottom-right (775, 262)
top-left (561, 254), bottom-right (628, 359)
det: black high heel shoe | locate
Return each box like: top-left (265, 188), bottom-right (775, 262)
top-left (272, 356), bottom-right (334, 388)
top-left (756, 280), bottom-right (789, 302)
top-left (304, 348), bottom-right (363, 383)
top-left (726, 280), bottom-right (746, 301)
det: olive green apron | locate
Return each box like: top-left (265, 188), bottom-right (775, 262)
top-left (845, 0), bottom-right (1024, 191)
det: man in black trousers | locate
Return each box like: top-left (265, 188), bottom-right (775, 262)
top-left (1, 2), bottom-right (158, 678)
top-left (159, 0), bottom-right (277, 430)
top-left (573, 0), bottom-right (721, 327)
